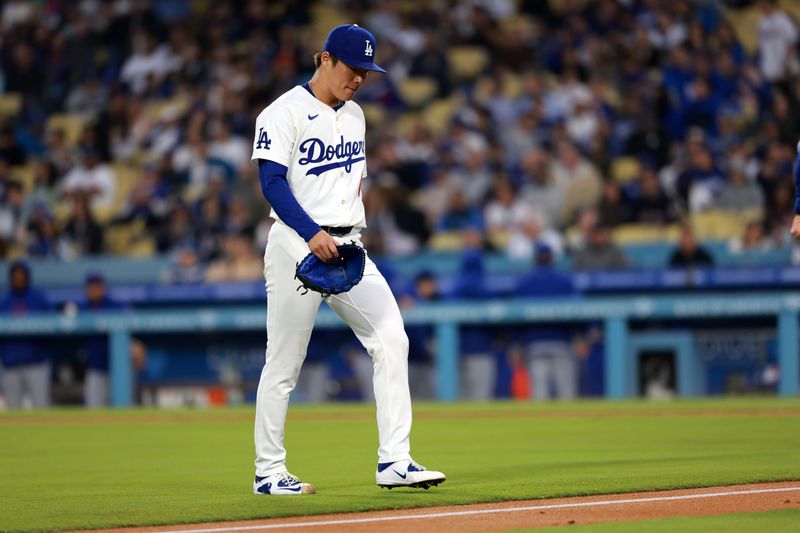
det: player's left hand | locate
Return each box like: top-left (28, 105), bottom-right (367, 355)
top-left (791, 214), bottom-right (800, 239)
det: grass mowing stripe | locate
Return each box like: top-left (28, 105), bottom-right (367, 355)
top-left (3, 398), bottom-right (800, 425)
top-left (1, 399), bottom-right (799, 532)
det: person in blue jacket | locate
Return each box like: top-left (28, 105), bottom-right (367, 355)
top-left (0, 260), bottom-right (52, 408)
top-left (515, 243), bottom-right (582, 399)
top-left (397, 271), bottom-right (438, 400)
top-left (449, 246), bottom-right (498, 400)
top-left (79, 271), bottom-right (124, 407)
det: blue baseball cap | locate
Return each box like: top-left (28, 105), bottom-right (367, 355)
top-left (323, 24), bottom-right (386, 73)
top-left (85, 270), bottom-right (105, 284)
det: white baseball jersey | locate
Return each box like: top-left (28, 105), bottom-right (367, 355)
top-left (251, 85), bottom-right (367, 229)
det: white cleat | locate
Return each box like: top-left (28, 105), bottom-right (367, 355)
top-left (253, 471), bottom-right (316, 495)
top-left (376, 459), bottom-right (446, 490)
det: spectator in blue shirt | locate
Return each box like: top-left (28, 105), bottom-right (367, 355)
top-left (79, 271), bottom-right (125, 407)
top-left (435, 190), bottom-right (485, 232)
top-left (0, 260), bottom-right (52, 408)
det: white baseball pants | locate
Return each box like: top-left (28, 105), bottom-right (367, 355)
top-left (254, 222), bottom-right (412, 476)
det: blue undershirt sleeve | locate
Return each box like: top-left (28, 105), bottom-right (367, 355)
top-left (258, 159), bottom-right (322, 241)
top-left (794, 150), bottom-right (800, 214)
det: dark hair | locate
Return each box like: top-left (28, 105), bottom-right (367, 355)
top-left (313, 52), bottom-right (339, 69)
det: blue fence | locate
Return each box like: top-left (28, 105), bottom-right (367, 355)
top-left (1, 293), bottom-right (798, 406)
top-left (13, 266), bottom-right (800, 310)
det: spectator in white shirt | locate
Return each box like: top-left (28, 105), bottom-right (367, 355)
top-left (757, 0), bottom-right (798, 82)
top-left (208, 120), bottom-right (250, 171)
top-left (61, 148), bottom-right (115, 212)
top-left (120, 30), bottom-right (179, 95)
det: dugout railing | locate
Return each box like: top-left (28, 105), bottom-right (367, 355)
top-left (0, 293), bottom-right (799, 406)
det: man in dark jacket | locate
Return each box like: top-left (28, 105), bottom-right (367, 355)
top-left (571, 222), bottom-right (628, 271)
top-left (449, 248), bottom-right (498, 400)
top-left (0, 260), bottom-right (52, 408)
top-left (79, 271), bottom-right (124, 407)
top-left (515, 244), bottom-right (581, 399)
top-left (669, 226), bottom-right (714, 268)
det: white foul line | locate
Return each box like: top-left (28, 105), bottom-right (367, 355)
top-left (155, 486), bottom-right (800, 533)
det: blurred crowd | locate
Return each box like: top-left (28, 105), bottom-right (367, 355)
top-left (0, 0), bottom-right (798, 279)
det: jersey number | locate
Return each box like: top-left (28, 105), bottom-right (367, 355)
top-left (256, 128), bottom-right (272, 150)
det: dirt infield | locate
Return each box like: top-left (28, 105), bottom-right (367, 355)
top-left (79, 482), bottom-right (800, 533)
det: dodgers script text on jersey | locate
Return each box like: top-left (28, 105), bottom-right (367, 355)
top-left (297, 137), bottom-right (365, 176)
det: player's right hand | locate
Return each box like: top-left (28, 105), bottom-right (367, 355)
top-left (308, 230), bottom-right (341, 263)
top-left (791, 214), bottom-right (800, 240)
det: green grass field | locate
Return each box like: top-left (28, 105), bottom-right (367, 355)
top-left (1, 398), bottom-right (799, 532)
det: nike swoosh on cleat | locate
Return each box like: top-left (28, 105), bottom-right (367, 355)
top-left (308, 114), bottom-right (319, 120)
top-left (284, 485), bottom-right (302, 492)
top-left (392, 469), bottom-right (407, 479)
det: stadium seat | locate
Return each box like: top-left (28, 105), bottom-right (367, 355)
top-left (690, 210), bottom-right (748, 241)
top-left (611, 157), bottom-right (640, 184)
top-left (428, 231), bottom-right (466, 251)
top-left (613, 223), bottom-right (681, 245)
top-left (46, 114), bottom-right (90, 146)
top-left (724, 3), bottom-right (761, 54)
top-left (597, 82), bottom-right (622, 109)
top-left (448, 46), bottom-right (490, 81)
top-left (129, 238), bottom-right (156, 257)
top-left (105, 219), bottom-right (155, 257)
top-left (310, 3), bottom-right (347, 36)
top-left (739, 206), bottom-right (764, 224)
top-left (398, 77), bottom-right (438, 108)
top-left (486, 229), bottom-right (511, 250)
top-left (51, 199), bottom-right (73, 224)
top-left (421, 96), bottom-right (463, 136)
top-left (393, 113), bottom-right (424, 139)
top-left (472, 74), bottom-right (522, 102)
top-left (501, 72), bottom-right (523, 99)
top-left (360, 103), bottom-right (385, 128)
top-left (0, 93), bottom-right (22, 119)
top-left (9, 163), bottom-right (36, 191)
top-left (144, 98), bottom-right (189, 122)
top-left (105, 220), bottom-right (142, 254)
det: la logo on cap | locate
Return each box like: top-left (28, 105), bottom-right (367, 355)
top-left (365, 40), bottom-right (373, 57)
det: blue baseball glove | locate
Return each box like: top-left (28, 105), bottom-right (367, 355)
top-left (295, 243), bottom-right (366, 296)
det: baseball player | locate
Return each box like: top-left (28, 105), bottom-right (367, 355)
top-left (0, 260), bottom-right (52, 409)
top-left (792, 140), bottom-right (800, 239)
top-left (251, 24), bottom-right (445, 495)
